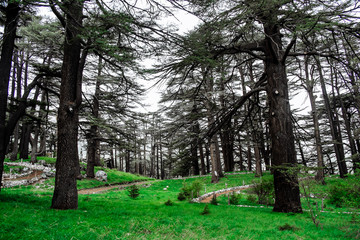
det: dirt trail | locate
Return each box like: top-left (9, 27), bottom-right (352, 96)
top-left (200, 186), bottom-right (251, 203)
top-left (78, 181), bottom-right (153, 195)
top-left (3, 170), bottom-right (43, 181)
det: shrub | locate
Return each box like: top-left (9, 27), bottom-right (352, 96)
top-left (164, 199), bottom-right (173, 206)
top-left (229, 192), bottom-right (241, 205)
top-left (247, 194), bottom-right (257, 203)
top-left (177, 192), bottom-right (186, 201)
top-left (278, 223), bottom-right (300, 231)
top-left (251, 176), bottom-right (274, 205)
top-left (328, 181), bottom-right (360, 208)
top-left (201, 204), bottom-right (210, 215)
top-left (127, 185), bottom-right (140, 199)
top-left (210, 194), bottom-right (218, 205)
top-left (178, 179), bottom-right (203, 200)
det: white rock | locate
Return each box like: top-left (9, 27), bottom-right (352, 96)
top-left (95, 170), bottom-right (107, 182)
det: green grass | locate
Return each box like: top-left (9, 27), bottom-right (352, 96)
top-left (0, 172), bottom-right (359, 239)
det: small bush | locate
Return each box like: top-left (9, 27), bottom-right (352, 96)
top-left (278, 223), bottom-right (300, 232)
top-left (229, 192), bottom-right (241, 205)
top-left (164, 199), bottom-right (173, 206)
top-left (178, 179), bottom-right (203, 200)
top-left (210, 194), bottom-right (218, 205)
top-left (177, 192), bottom-right (186, 201)
top-left (246, 194), bottom-right (257, 203)
top-left (251, 176), bottom-right (274, 205)
top-left (327, 172), bottom-right (360, 208)
top-left (201, 204), bottom-right (210, 215)
top-left (127, 185), bottom-right (140, 199)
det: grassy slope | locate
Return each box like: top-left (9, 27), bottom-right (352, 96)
top-left (0, 172), bottom-right (359, 240)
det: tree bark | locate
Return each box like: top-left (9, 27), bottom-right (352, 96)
top-left (304, 56), bottom-right (325, 184)
top-left (263, 22), bottom-right (302, 213)
top-left (199, 143), bottom-right (206, 175)
top-left (0, 3), bottom-right (21, 190)
top-left (51, 0), bottom-right (85, 210)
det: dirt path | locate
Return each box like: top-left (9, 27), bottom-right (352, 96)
top-left (3, 170), bottom-right (43, 181)
top-left (200, 185), bottom-right (252, 203)
top-left (78, 181), bottom-right (153, 195)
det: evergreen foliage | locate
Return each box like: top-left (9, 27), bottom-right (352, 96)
top-left (178, 179), bottom-right (203, 200)
top-left (251, 176), bottom-right (275, 205)
top-left (201, 204), bottom-right (210, 215)
top-left (164, 199), bottom-right (174, 206)
top-left (328, 172), bottom-right (360, 208)
top-left (229, 192), bottom-right (241, 205)
top-left (127, 184), bottom-right (140, 199)
top-left (210, 193), bottom-right (218, 205)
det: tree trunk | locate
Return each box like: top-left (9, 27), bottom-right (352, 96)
top-left (209, 135), bottom-right (220, 183)
top-left (334, 68), bottom-right (359, 172)
top-left (199, 143), bottom-right (206, 175)
top-left (247, 144), bottom-right (252, 171)
top-left (253, 132), bottom-right (262, 177)
top-left (19, 124), bottom-right (31, 159)
top-left (0, 3), bottom-right (21, 190)
top-left (304, 56), bottom-right (325, 184)
top-left (51, 0), bottom-right (85, 210)
top-left (264, 22), bottom-right (302, 213)
top-left (86, 136), bottom-right (95, 178)
top-left (315, 57), bottom-right (347, 178)
top-left (87, 57), bottom-right (102, 175)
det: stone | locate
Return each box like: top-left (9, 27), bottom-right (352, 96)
top-left (95, 170), bottom-right (107, 182)
top-left (38, 160), bottom-right (46, 165)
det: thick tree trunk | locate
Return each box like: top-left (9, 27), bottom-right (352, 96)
top-left (0, 3), bottom-right (21, 191)
top-left (264, 23), bottom-right (302, 213)
top-left (51, 0), bottom-right (84, 210)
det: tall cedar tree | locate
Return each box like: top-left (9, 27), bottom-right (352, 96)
top-left (51, 0), bottom-right (86, 210)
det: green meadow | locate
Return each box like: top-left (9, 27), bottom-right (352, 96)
top-left (1, 167), bottom-right (359, 240)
